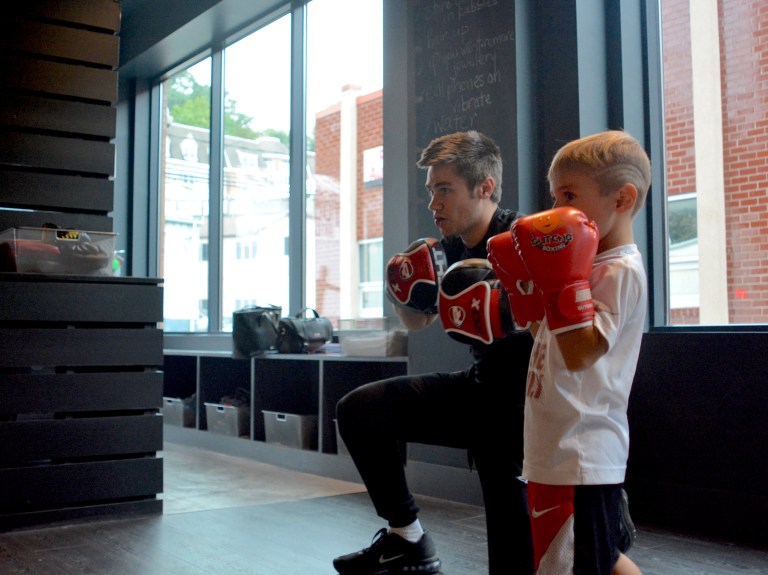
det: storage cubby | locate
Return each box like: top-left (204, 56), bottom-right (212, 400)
top-left (198, 356), bottom-right (250, 433)
top-left (320, 360), bottom-right (408, 453)
top-left (251, 357), bottom-right (319, 443)
top-left (162, 351), bottom-right (407, 455)
top-left (162, 355), bottom-right (197, 400)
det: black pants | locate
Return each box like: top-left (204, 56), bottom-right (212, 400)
top-left (336, 367), bottom-right (533, 575)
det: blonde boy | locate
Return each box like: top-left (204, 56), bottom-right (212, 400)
top-left (488, 130), bottom-right (651, 574)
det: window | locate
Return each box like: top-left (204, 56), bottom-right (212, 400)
top-left (222, 17), bottom-right (292, 332)
top-left (661, 0), bottom-right (768, 325)
top-left (306, 0), bottom-right (383, 325)
top-left (358, 238), bottom-right (384, 317)
top-left (159, 59), bottom-right (211, 333)
top-left (668, 194), bottom-right (698, 311)
top-left (235, 240), bottom-right (258, 260)
top-left (156, 1), bottom-right (383, 333)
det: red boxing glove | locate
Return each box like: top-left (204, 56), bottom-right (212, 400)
top-left (438, 258), bottom-right (515, 345)
top-left (511, 207), bottom-right (599, 334)
top-left (385, 237), bottom-right (448, 314)
top-left (487, 230), bottom-right (545, 330)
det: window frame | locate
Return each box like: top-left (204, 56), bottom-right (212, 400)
top-left (644, 0), bottom-right (768, 333)
top-left (149, 4), bottom-right (302, 334)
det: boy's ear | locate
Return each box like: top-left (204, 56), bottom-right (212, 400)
top-left (616, 183), bottom-right (637, 213)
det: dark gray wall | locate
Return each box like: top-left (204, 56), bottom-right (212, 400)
top-left (628, 331), bottom-right (768, 544)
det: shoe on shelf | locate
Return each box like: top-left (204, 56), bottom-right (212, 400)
top-left (333, 527), bottom-right (442, 575)
top-left (618, 488), bottom-right (637, 553)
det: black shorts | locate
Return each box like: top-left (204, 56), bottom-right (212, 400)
top-left (528, 482), bottom-right (623, 574)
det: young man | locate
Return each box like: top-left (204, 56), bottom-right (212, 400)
top-left (488, 129), bottom-right (649, 574)
top-left (333, 130), bottom-right (534, 574)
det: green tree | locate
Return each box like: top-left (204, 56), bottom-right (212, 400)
top-left (224, 98), bottom-right (258, 139)
top-left (168, 70), bottom-right (290, 145)
top-left (168, 71), bottom-right (211, 128)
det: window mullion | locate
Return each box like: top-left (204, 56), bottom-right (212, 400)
top-left (208, 49), bottom-right (225, 332)
top-left (288, 2), bottom-right (307, 316)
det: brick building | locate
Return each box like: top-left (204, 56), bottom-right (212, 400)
top-left (314, 86), bottom-right (384, 322)
top-left (664, 0), bottom-right (768, 324)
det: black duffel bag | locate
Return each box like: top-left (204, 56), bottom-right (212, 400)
top-left (276, 307), bottom-right (333, 354)
top-left (232, 304), bottom-right (282, 358)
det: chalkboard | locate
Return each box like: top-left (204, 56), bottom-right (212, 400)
top-left (413, 0), bottom-right (517, 161)
top-left (409, 1), bottom-right (519, 378)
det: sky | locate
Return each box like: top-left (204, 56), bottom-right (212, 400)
top-left (190, 0), bottom-right (383, 135)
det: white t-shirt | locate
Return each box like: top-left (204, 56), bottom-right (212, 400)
top-left (522, 244), bottom-right (647, 486)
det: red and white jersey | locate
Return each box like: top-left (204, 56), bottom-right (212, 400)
top-left (522, 244), bottom-right (647, 486)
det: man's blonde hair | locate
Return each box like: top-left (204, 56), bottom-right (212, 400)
top-left (548, 130), bottom-right (652, 214)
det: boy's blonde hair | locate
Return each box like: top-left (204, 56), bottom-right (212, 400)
top-left (547, 130), bottom-right (652, 214)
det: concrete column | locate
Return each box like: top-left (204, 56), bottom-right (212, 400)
top-left (690, 0), bottom-right (729, 323)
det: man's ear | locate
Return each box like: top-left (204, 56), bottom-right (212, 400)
top-left (477, 176), bottom-right (495, 199)
top-left (616, 183), bottom-right (637, 213)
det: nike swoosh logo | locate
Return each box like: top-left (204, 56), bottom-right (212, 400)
top-left (531, 505), bottom-right (561, 518)
top-left (379, 554), bottom-right (405, 564)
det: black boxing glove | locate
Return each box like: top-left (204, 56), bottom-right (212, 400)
top-left (438, 258), bottom-right (515, 345)
top-left (385, 237), bottom-right (448, 314)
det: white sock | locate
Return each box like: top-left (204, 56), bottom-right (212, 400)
top-left (390, 519), bottom-right (424, 543)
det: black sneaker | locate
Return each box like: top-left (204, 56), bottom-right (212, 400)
top-left (333, 528), bottom-right (442, 574)
top-left (618, 488), bottom-right (637, 553)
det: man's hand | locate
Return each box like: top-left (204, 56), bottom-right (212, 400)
top-left (385, 238), bottom-right (448, 314)
top-left (438, 258), bottom-right (514, 345)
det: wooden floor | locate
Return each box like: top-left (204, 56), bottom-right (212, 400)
top-left (0, 442), bottom-right (767, 574)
